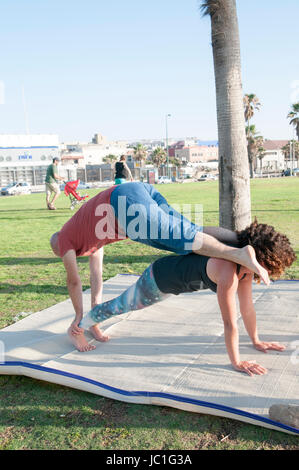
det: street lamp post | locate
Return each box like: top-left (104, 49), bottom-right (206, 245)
top-left (165, 114), bottom-right (171, 178)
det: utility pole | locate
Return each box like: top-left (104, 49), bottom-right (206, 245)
top-left (165, 114), bottom-right (171, 178)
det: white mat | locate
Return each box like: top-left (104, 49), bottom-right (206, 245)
top-left (0, 275), bottom-right (298, 435)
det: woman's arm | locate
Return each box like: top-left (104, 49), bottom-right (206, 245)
top-left (237, 274), bottom-right (259, 344)
top-left (215, 260), bottom-right (267, 376)
top-left (238, 276), bottom-right (286, 354)
top-left (216, 262), bottom-right (241, 368)
top-left (124, 162), bottom-right (133, 181)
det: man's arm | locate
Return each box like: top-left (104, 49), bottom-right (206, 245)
top-left (62, 249), bottom-right (84, 334)
top-left (53, 165), bottom-right (64, 182)
top-left (89, 247), bottom-right (104, 308)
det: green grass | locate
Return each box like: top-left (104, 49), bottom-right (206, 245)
top-left (0, 179), bottom-right (299, 450)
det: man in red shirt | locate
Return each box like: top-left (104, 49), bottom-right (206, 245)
top-left (50, 182), bottom-right (270, 352)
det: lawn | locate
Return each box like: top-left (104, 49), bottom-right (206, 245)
top-left (0, 179), bottom-right (298, 450)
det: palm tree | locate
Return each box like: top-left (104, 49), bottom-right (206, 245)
top-left (133, 144), bottom-right (147, 167)
top-left (151, 147), bottom-right (167, 168)
top-left (281, 140), bottom-right (299, 169)
top-left (244, 94), bottom-right (261, 130)
top-left (201, 0), bottom-right (251, 230)
top-left (256, 145), bottom-right (266, 175)
top-left (103, 154), bottom-right (118, 165)
top-left (287, 103), bottom-right (299, 141)
top-left (169, 156), bottom-right (182, 179)
top-left (245, 125), bottom-right (264, 178)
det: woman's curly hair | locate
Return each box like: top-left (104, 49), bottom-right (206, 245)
top-left (236, 219), bottom-right (296, 280)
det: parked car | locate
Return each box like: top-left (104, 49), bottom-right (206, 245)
top-left (1, 182), bottom-right (32, 196)
top-left (282, 168), bottom-right (299, 177)
top-left (198, 174), bottom-right (218, 182)
top-left (157, 176), bottom-right (172, 184)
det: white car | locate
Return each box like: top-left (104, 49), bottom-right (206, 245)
top-left (157, 176), bottom-right (172, 184)
top-left (1, 182), bottom-right (32, 196)
top-left (198, 174), bottom-right (218, 182)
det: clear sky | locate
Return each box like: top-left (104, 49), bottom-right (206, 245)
top-left (0, 0), bottom-right (298, 143)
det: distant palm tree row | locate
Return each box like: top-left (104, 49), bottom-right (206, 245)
top-left (243, 93), bottom-right (299, 177)
top-left (103, 144), bottom-right (181, 174)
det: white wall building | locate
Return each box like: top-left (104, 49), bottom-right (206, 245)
top-left (0, 134), bottom-right (74, 187)
top-left (258, 140), bottom-right (288, 172)
top-left (0, 134), bottom-right (60, 166)
top-left (60, 134), bottom-right (130, 166)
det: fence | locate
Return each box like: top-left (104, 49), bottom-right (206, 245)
top-left (0, 164), bottom-right (180, 188)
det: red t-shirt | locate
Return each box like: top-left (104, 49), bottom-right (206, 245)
top-left (58, 186), bottom-right (126, 257)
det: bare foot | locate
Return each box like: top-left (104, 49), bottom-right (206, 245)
top-left (238, 246), bottom-right (270, 285)
top-left (89, 324), bottom-right (110, 342)
top-left (67, 327), bottom-right (96, 352)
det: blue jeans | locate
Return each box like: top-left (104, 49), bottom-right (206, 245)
top-left (110, 182), bottom-right (201, 255)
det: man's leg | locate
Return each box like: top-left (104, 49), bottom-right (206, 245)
top-left (45, 183), bottom-right (52, 208)
top-left (79, 264), bottom-right (169, 332)
top-left (50, 183), bottom-right (60, 208)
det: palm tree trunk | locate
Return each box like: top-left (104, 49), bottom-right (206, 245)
top-left (208, 0), bottom-right (251, 230)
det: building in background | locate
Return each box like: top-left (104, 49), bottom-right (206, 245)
top-left (0, 134), bottom-right (74, 187)
top-left (175, 143), bottom-right (218, 164)
top-left (60, 133), bottom-right (130, 166)
top-left (259, 140), bottom-right (289, 172)
top-left (0, 134), bottom-right (59, 165)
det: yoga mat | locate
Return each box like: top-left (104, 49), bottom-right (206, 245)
top-left (0, 275), bottom-right (298, 435)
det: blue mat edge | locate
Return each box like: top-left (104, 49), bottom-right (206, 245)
top-left (1, 360), bottom-right (298, 435)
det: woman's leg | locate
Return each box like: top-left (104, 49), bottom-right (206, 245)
top-left (79, 263), bottom-right (169, 329)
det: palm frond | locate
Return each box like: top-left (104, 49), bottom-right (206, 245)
top-left (200, 0), bottom-right (222, 17)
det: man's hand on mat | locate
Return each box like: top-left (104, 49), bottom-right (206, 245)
top-left (254, 341), bottom-right (286, 353)
top-left (234, 360), bottom-right (268, 377)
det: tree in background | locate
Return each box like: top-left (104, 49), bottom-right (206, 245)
top-left (151, 147), bottom-right (167, 168)
top-left (281, 140), bottom-right (299, 169)
top-left (244, 94), bottom-right (261, 177)
top-left (244, 94), bottom-right (261, 130)
top-left (133, 144), bottom-right (147, 167)
top-left (169, 156), bottom-right (183, 179)
top-left (287, 103), bottom-right (299, 141)
top-left (201, 0), bottom-right (251, 230)
top-left (103, 154), bottom-right (118, 165)
top-left (245, 125), bottom-right (264, 178)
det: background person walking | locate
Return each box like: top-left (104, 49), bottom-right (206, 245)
top-left (45, 157), bottom-right (64, 210)
top-left (114, 155), bottom-right (133, 185)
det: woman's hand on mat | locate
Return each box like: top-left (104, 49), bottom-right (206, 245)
top-left (233, 360), bottom-right (268, 377)
top-left (253, 341), bottom-right (286, 353)
top-left (70, 320), bottom-right (84, 336)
